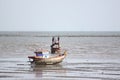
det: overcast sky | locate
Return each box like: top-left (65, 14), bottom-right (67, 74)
top-left (0, 0), bottom-right (120, 31)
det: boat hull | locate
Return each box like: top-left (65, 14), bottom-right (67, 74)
top-left (28, 51), bottom-right (67, 65)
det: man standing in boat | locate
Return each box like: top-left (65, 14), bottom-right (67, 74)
top-left (51, 37), bottom-right (60, 53)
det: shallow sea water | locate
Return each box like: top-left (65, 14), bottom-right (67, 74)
top-left (0, 34), bottom-right (120, 80)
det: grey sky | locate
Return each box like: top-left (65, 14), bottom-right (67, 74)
top-left (0, 0), bottom-right (120, 31)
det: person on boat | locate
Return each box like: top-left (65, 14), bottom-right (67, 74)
top-left (51, 37), bottom-right (60, 53)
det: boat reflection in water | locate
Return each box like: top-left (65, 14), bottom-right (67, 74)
top-left (30, 64), bottom-right (66, 78)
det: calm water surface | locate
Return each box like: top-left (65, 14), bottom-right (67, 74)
top-left (0, 32), bottom-right (120, 80)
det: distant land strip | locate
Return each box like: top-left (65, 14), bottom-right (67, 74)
top-left (0, 31), bottom-right (120, 37)
top-left (0, 34), bottom-right (120, 37)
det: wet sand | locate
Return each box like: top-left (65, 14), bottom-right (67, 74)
top-left (0, 57), bottom-right (120, 80)
top-left (0, 36), bottom-right (120, 80)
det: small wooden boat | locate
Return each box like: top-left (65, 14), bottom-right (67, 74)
top-left (28, 50), bottom-right (67, 65)
top-left (28, 37), bottom-right (67, 65)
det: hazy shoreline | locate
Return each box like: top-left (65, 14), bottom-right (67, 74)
top-left (0, 31), bottom-right (120, 37)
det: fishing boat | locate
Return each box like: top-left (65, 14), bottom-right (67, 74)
top-left (28, 37), bottom-right (67, 65)
top-left (28, 50), bottom-right (67, 65)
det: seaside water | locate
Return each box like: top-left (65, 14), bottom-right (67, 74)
top-left (0, 32), bottom-right (120, 80)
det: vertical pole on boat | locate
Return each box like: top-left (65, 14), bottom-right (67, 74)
top-left (51, 37), bottom-right (54, 53)
top-left (52, 37), bottom-right (54, 44)
top-left (58, 37), bottom-right (60, 48)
